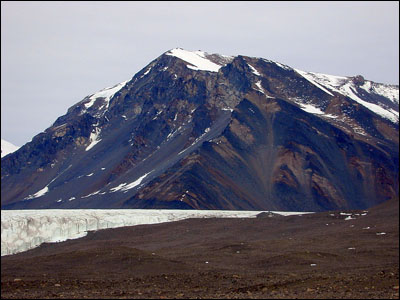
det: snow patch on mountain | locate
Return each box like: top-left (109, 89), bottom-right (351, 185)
top-left (274, 61), bottom-right (292, 71)
top-left (85, 127), bottom-right (102, 151)
top-left (294, 70), bottom-right (399, 123)
top-left (295, 69), bottom-right (335, 96)
top-left (1, 139), bottom-right (19, 158)
top-left (298, 102), bottom-right (325, 115)
top-left (341, 83), bottom-right (399, 123)
top-left (255, 81), bottom-right (266, 94)
top-left (23, 165), bottom-right (73, 201)
top-left (110, 171), bottom-right (153, 193)
top-left (141, 66), bottom-right (152, 78)
top-left (262, 58), bottom-right (292, 71)
top-left (360, 81), bottom-right (399, 104)
top-left (24, 186), bottom-right (49, 200)
top-left (166, 48), bottom-right (223, 72)
top-left (81, 190), bottom-right (104, 198)
top-left (291, 98), bottom-right (327, 116)
top-left (248, 63), bottom-right (261, 76)
top-left (83, 80), bottom-right (128, 111)
top-left (177, 126), bottom-right (213, 156)
top-left (296, 70), bottom-right (347, 93)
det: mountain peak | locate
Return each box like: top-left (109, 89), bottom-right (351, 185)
top-left (1, 49), bottom-right (398, 211)
top-left (165, 48), bottom-right (234, 72)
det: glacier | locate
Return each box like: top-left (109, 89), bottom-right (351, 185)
top-left (1, 209), bottom-right (312, 256)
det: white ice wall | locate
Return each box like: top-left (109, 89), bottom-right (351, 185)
top-left (1, 209), bottom-right (311, 256)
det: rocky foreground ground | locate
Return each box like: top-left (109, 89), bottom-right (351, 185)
top-left (1, 199), bottom-right (399, 299)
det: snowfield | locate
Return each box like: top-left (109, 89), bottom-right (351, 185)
top-left (1, 209), bottom-right (312, 256)
top-left (166, 48), bottom-right (225, 72)
top-left (1, 139), bottom-right (19, 158)
top-left (84, 80), bottom-right (129, 111)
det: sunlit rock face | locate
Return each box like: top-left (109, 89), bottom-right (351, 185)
top-left (1, 48), bottom-right (398, 211)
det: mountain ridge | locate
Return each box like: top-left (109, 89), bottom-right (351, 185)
top-left (1, 48), bottom-right (398, 211)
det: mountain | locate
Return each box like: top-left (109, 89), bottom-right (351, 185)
top-left (1, 48), bottom-right (399, 211)
top-left (1, 139), bottom-right (19, 158)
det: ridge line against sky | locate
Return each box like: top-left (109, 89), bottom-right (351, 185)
top-left (1, 1), bottom-right (399, 146)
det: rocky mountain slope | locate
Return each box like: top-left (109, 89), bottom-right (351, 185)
top-left (1, 48), bottom-right (398, 211)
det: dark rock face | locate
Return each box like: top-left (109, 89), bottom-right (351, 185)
top-left (1, 48), bottom-right (399, 211)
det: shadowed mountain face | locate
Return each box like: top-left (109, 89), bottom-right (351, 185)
top-left (1, 48), bottom-right (399, 211)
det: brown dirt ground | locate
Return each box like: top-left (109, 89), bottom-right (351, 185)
top-left (1, 198), bottom-right (399, 299)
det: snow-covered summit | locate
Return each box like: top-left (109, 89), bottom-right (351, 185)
top-left (1, 139), bottom-right (19, 158)
top-left (166, 48), bottom-right (233, 72)
top-left (166, 49), bottom-right (398, 123)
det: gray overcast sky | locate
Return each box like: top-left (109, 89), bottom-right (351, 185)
top-left (1, 1), bottom-right (399, 146)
